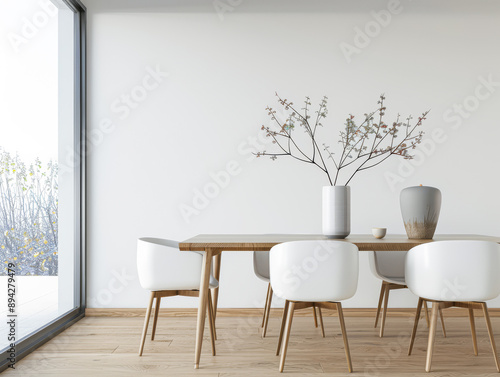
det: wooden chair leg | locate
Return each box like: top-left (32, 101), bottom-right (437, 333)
top-left (138, 292), bottom-right (155, 356)
top-left (313, 304), bottom-right (319, 328)
top-left (380, 284), bottom-right (390, 337)
top-left (425, 301), bottom-right (440, 372)
top-left (408, 297), bottom-right (424, 356)
top-left (439, 306), bottom-right (446, 338)
top-left (374, 282), bottom-right (385, 328)
top-left (207, 290), bottom-right (216, 356)
top-left (424, 301), bottom-right (445, 337)
top-left (208, 290), bottom-right (217, 341)
top-left (262, 286), bottom-right (273, 338)
top-left (318, 306), bottom-right (325, 338)
top-left (481, 302), bottom-right (500, 372)
top-left (468, 307), bottom-right (478, 356)
top-left (213, 308), bottom-right (218, 341)
top-left (262, 284), bottom-right (271, 328)
top-left (279, 301), bottom-right (295, 373)
top-left (276, 300), bottom-right (290, 356)
top-left (423, 300), bottom-right (430, 327)
top-left (336, 302), bottom-right (353, 373)
top-left (151, 296), bottom-right (161, 340)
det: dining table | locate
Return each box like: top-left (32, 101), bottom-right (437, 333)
top-left (179, 233), bottom-right (500, 369)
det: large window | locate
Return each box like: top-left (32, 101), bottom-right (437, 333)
top-left (0, 0), bottom-right (85, 369)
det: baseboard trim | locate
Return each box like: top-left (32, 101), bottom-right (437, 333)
top-left (85, 307), bottom-right (500, 318)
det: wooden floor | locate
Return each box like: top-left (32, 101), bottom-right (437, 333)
top-left (4, 312), bottom-right (500, 376)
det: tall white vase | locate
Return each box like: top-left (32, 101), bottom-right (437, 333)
top-left (322, 186), bottom-right (350, 239)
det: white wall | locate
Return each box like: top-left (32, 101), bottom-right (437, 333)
top-left (84, 0), bottom-right (500, 309)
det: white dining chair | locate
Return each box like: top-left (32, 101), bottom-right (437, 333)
top-left (254, 250), bottom-right (324, 337)
top-left (137, 237), bottom-right (218, 356)
top-left (368, 250), bottom-right (446, 337)
top-left (270, 240), bottom-right (359, 373)
top-left (406, 240), bottom-right (500, 372)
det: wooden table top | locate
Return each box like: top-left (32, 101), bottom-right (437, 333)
top-left (179, 234), bottom-right (500, 252)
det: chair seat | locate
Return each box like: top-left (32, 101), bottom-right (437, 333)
top-left (209, 277), bottom-right (219, 289)
top-left (384, 276), bottom-right (405, 285)
top-left (164, 277), bottom-right (218, 290)
top-left (257, 275), bottom-right (270, 283)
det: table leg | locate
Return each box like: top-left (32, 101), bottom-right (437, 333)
top-left (212, 253), bottom-right (222, 322)
top-left (194, 248), bottom-right (214, 369)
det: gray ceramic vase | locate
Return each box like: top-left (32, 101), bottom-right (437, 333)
top-left (400, 185), bottom-right (441, 239)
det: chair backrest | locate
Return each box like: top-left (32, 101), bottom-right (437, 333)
top-left (368, 250), bottom-right (406, 280)
top-left (270, 240), bottom-right (359, 302)
top-left (405, 240), bottom-right (500, 302)
top-left (253, 251), bottom-right (270, 281)
top-left (137, 237), bottom-right (203, 291)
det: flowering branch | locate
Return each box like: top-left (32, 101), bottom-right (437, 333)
top-left (256, 93), bottom-right (427, 186)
